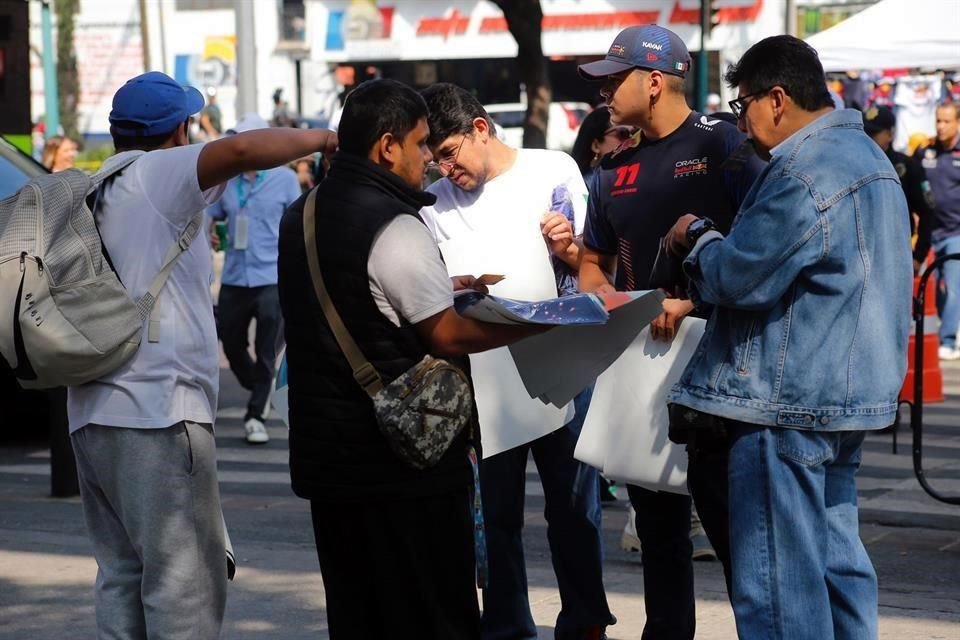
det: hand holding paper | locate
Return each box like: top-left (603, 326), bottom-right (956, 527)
top-left (476, 274), bottom-right (506, 286)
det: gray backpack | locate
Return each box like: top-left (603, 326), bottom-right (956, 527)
top-left (0, 151), bottom-right (202, 389)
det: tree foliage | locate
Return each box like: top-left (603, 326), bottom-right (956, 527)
top-left (54, 0), bottom-right (80, 142)
top-left (491, 0), bottom-right (550, 149)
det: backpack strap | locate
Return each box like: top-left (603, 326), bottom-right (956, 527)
top-left (135, 214), bottom-right (204, 342)
top-left (89, 150), bottom-right (145, 189)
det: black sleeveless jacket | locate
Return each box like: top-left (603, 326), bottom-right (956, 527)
top-left (277, 153), bottom-right (473, 502)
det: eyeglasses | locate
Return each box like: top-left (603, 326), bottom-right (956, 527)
top-left (728, 87), bottom-right (774, 120)
top-left (427, 135), bottom-right (469, 177)
top-left (603, 126), bottom-right (635, 141)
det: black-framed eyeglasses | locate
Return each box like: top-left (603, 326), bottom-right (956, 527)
top-left (427, 134), bottom-right (469, 177)
top-left (728, 87), bottom-right (774, 120)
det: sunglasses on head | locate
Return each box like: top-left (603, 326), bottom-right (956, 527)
top-left (603, 126), bottom-right (635, 141)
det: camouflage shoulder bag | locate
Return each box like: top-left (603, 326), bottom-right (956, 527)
top-left (302, 188), bottom-right (473, 470)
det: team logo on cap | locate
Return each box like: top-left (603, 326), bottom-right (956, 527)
top-left (866, 107), bottom-right (879, 121)
top-left (609, 44), bottom-right (626, 58)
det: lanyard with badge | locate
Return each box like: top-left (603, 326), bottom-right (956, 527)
top-left (233, 171), bottom-right (264, 250)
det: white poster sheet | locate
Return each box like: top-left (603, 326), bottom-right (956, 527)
top-left (438, 227), bottom-right (573, 457)
top-left (575, 318), bottom-right (706, 495)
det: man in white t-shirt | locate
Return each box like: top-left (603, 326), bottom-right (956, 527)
top-left (419, 83), bottom-right (614, 640)
top-left (67, 71), bottom-right (337, 638)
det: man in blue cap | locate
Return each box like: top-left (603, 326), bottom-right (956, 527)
top-left (67, 71), bottom-right (336, 638)
top-left (577, 24), bottom-right (765, 639)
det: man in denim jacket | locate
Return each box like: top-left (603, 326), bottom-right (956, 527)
top-left (665, 36), bottom-right (912, 639)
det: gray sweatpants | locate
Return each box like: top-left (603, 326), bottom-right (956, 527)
top-left (72, 422), bottom-right (227, 639)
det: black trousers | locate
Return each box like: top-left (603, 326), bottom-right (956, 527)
top-left (310, 489), bottom-right (480, 640)
top-left (217, 284), bottom-right (283, 420)
top-left (627, 431), bottom-right (731, 640)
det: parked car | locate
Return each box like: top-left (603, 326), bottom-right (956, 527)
top-left (0, 136), bottom-right (51, 441)
top-left (485, 101), bottom-right (591, 152)
top-left (0, 135), bottom-right (45, 198)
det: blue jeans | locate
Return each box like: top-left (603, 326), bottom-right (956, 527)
top-left (728, 424), bottom-right (877, 640)
top-left (479, 388), bottom-right (614, 640)
top-left (934, 235), bottom-right (960, 349)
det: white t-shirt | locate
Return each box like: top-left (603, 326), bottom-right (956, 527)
top-left (893, 75), bottom-right (942, 153)
top-left (368, 214), bottom-right (454, 328)
top-left (420, 148), bottom-right (587, 244)
top-left (67, 144), bottom-right (226, 432)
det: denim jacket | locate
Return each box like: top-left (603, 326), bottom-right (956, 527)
top-left (668, 109), bottom-right (913, 431)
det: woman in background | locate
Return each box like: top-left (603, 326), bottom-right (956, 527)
top-left (41, 136), bottom-right (78, 172)
top-left (570, 108), bottom-right (635, 182)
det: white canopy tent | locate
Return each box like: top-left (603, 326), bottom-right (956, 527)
top-left (806, 0), bottom-right (960, 72)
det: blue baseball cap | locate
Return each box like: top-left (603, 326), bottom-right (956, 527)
top-left (578, 25), bottom-right (692, 80)
top-left (109, 71), bottom-right (205, 136)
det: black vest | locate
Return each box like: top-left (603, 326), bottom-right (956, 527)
top-left (277, 154), bottom-right (472, 501)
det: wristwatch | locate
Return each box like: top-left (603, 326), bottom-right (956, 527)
top-left (686, 217), bottom-right (717, 247)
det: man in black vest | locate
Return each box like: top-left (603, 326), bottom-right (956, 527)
top-left (277, 79), bottom-right (545, 639)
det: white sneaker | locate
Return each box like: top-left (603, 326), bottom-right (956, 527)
top-left (621, 505), bottom-right (641, 552)
top-left (938, 346), bottom-right (960, 361)
top-left (690, 505), bottom-right (717, 561)
top-left (244, 417), bottom-right (269, 444)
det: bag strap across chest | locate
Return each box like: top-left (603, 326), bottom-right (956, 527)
top-left (303, 186), bottom-right (384, 396)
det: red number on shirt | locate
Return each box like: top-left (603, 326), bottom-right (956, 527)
top-left (614, 163), bottom-right (640, 187)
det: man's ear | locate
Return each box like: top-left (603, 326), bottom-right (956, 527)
top-left (377, 132), bottom-right (398, 164)
top-left (648, 70), bottom-right (664, 100)
top-left (473, 116), bottom-right (490, 141)
top-left (770, 87), bottom-right (787, 123)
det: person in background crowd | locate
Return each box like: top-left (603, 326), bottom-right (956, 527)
top-left (862, 105), bottom-right (934, 271)
top-left (68, 70), bottom-right (337, 639)
top-left (419, 82), bottom-right (615, 640)
top-left (916, 101), bottom-right (960, 360)
top-left (41, 135), bottom-right (78, 172)
top-left (208, 113), bottom-right (303, 444)
top-left (570, 107), bottom-right (635, 182)
top-left (706, 93), bottom-right (722, 113)
top-left (577, 24), bottom-right (765, 639)
top-left (277, 78), bottom-right (547, 639)
top-left (666, 35), bottom-right (911, 640)
top-left (272, 88), bottom-right (297, 127)
top-left (293, 156), bottom-right (317, 192)
top-left (198, 86), bottom-right (223, 141)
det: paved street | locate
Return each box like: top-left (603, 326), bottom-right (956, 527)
top-left (1, 359), bottom-right (958, 639)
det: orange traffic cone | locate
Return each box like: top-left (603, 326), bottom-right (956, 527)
top-left (900, 273), bottom-right (944, 405)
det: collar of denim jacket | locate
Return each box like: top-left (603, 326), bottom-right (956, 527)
top-left (770, 108), bottom-right (862, 159)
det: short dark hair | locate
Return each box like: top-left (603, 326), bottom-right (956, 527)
top-left (724, 35), bottom-right (834, 112)
top-left (110, 119), bottom-right (185, 151)
top-left (570, 108), bottom-right (612, 175)
top-left (420, 83), bottom-right (495, 148)
top-left (937, 100), bottom-right (960, 119)
top-left (337, 79), bottom-right (428, 157)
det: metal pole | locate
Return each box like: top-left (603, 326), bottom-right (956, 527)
top-left (235, 0), bottom-right (258, 115)
top-left (785, 0), bottom-right (798, 36)
top-left (40, 0), bottom-right (60, 136)
top-left (697, 0), bottom-right (708, 112)
top-left (138, 0), bottom-right (151, 70)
